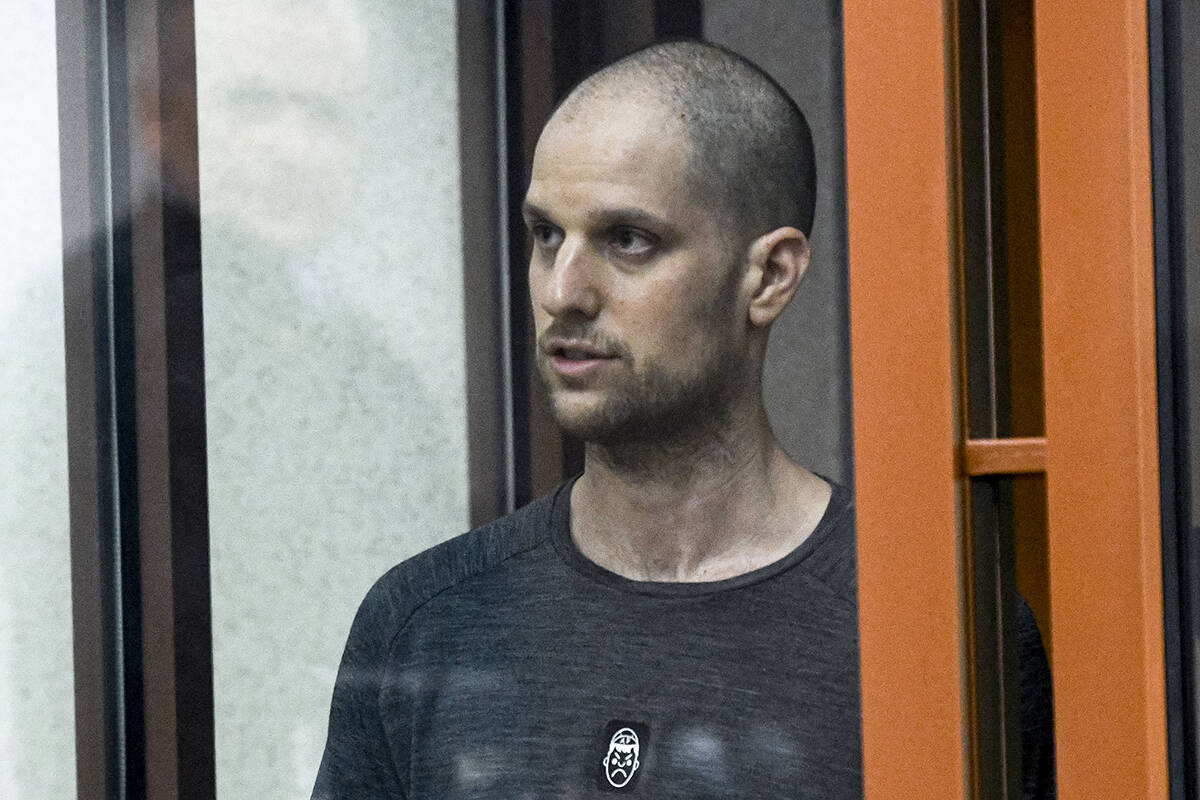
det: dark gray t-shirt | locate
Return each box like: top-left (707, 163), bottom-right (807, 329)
top-left (312, 481), bottom-right (1053, 799)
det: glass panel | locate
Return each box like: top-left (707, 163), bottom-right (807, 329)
top-left (0, 4), bottom-right (76, 798)
top-left (195, 1), bottom-right (472, 796)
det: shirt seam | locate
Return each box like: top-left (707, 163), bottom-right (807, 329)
top-left (382, 527), bottom-right (555, 656)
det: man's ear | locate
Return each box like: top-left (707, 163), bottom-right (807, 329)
top-left (742, 227), bottom-right (811, 328)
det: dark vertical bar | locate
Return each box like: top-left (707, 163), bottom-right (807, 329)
top-left (955, 2), bottom-right (999, 796)
top-left (992, 474), bottom-right (1024, 798)
top-left (984, 5), bottom-right (1025, 793)
top-left (1178, 0), bottom-right (1200, 793)
top-left (996, 0), bottom-right (1043, 442)
top-left (956, 0), bottom-right (998, 442)
top-left (1149, 0), bottom-right (1195, 796)
top-left (955, 0), bottom-right (1023, 796)
top-left (505, 0), bottom-right (536, 505)
top-left (105, 2), bottom-right (149, 796)
top-left (57, 0), bottom-right (124, 795)
top-left (60, 0), bottom-right (216, 795)
top-left (995, 0), bottom-right (1051, 659)
top-left (121, 1), bottom-right (216, 797)
top-left (966, 475), bottom-right (1024, 799)
top-left (459, 0), bottom-right (510, 525)
top-left (1145, 6), bottom-right (1180, 798)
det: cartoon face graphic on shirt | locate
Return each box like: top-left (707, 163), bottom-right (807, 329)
top-left (603, 728), bottom-right (641, 788)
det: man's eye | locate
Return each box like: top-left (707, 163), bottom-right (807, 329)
top-left (530, 223), bottom-right (562, 248)
top-left (610, 227), bottom-right (655, 256)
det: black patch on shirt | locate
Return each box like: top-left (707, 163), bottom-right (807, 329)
top-left (595, 720), bottom-right (650, 792)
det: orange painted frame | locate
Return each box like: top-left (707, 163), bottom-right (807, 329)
top-left (1034, 2), bottom-right (1168, 797)
top-left (847, 0), bottom-right (1168, 796)
top-left (963, 438), bottom-right (1047, 476)
top-left (843, 4), bottom-right (968, 798)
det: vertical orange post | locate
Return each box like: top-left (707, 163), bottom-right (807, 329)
top-left (843, 3), bottom-right (968, 798)
top-left (1034, 2), bottom-right (1168, 797)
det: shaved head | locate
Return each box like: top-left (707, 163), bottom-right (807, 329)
top-left (553, 40), bottom-right (816, 248)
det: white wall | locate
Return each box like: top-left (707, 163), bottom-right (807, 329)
top-left (195, 1), bottom-right (471, 796)
top-left (0, 3), bottom-right (76, 798)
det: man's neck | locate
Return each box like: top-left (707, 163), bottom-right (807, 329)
top-left (568, 408), bottom-right (832, 583)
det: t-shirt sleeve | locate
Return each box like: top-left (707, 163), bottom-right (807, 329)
top-left (311, 576), bottom-right (407, 800)
top-left (1018, 597), bottom-right (1056, 800)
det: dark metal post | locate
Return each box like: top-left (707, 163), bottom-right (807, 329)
top-left (58, 0), bottom-right (215, 797)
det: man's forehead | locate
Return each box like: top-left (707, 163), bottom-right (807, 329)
top-left (526, 93), bottom-right (694, 214)
top-left (536, 90), bottom-right (689, 169)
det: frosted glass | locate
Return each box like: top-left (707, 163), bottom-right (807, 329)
top-left (196, 2), bottom-right (471, 796)
top-left (0, 3), bottom-right (76, 799)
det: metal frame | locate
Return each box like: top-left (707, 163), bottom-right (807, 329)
top-left (57, 1), bottom-right (214, 797)
top-left (1149, 0), bottom-right (1198, 796)
top-left (459, 0), bottom-right (512, 525)
top-left (58, 2), bottom-right (129, 795)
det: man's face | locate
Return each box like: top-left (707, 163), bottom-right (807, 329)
top-left (523, 94), bottom-right (750, 445)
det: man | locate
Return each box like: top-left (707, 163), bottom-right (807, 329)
top-left (313, 40), bottom-right (1054, 799)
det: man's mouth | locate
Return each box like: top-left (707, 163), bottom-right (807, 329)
top-left (543, 339), bottom-right (619, 376)
top-left (546, 340), bottom-right (612, 360)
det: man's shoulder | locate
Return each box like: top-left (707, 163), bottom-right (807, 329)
top-left (351, 484), bottom-right (567, 637)
top-left (796, 479), bottom-right (858, 603)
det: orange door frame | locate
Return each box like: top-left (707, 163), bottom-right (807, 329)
top-left (845, 1), bottom-right (1168, 798)
top-left (843, 4), bottom-right (969, 797)
top-left (1034, 2), bottom-right (1168, 797)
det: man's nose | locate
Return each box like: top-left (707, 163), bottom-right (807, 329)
top-left (538, 237), bottom-right (602, 319)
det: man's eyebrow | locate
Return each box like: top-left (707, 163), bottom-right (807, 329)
top-left (520, 201), bottom-right (671, 230)
top-left (520, 200), bottom-right (546, 220)
top-left (588, 207), bottom-right (671, 230)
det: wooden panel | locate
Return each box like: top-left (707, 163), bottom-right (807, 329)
top-left (1034, 1), bottom-right (1168, 797)
top-left (963, 437), bottom-right (1047, 475)
top-left (843, 3), bottom-right (967, 798)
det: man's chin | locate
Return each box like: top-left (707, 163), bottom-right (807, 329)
top-left (545, 392), bottom-right (629, 441)
top-left (547, 404), bottom-right (614, 443)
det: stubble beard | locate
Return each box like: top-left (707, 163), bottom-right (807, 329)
top-left (537, 251), bottom-right (752, 475)
top-left (538, 333), bottom-right (750, 474)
